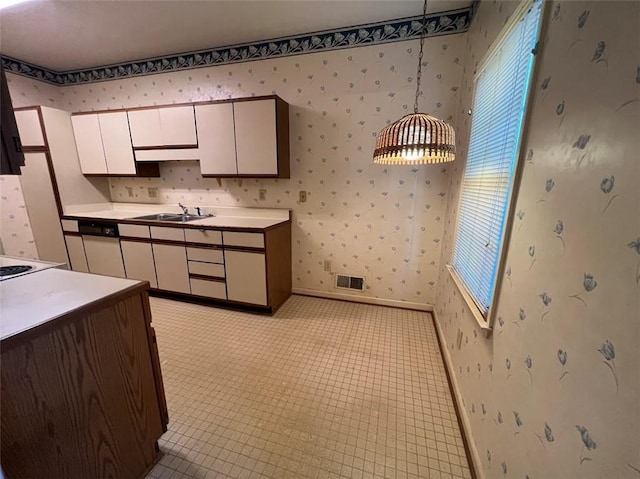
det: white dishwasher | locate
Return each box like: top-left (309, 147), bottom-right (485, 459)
top-left (79, 221), bottom-right (126, 278)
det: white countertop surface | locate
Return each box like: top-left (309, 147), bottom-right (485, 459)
top-left (0, 268), bottom-right (141, 341)
top-left (63, 203), bottom-right (291, 229)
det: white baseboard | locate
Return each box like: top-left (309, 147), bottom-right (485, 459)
top-left (292, 288), bottom-right (433, 312)
top-left (431, 308), bottom-right (484, 479)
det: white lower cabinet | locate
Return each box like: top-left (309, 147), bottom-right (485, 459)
top-left (121, 240), bottom-right (158, 288)
top-left (82, 236), bottom-right (126, 278)
top-left (152, 243), bottom-right (190, 294)
top-left (64, 235), bottom-right (89, 273)
top-left (224, 250), bottom-right (267, 306)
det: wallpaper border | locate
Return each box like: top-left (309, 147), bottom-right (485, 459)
top-left (1, 7), bottom-right (472, 85)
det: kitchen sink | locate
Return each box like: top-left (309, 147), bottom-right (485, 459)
top-left (131, 213), bottom-right (208, 222)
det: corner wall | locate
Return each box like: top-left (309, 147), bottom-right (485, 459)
top-left (435, 1), bottom-right (640, 477)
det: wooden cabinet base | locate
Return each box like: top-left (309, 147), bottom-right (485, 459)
top-left (1, 287), bottom-right (168, 479)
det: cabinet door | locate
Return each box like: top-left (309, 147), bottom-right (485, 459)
top-left (121, 240), bottom-right (158, 288)
top-left (82, 236), bottom-right (126, 277)
top-left (159, 106), bottom-right (197, 146)
top-left (98, 112), bottom-right (136, 175)
top-left (14, 109), bottom-right (45, 147)
top-left (196, 103), bottom-right (237, 175)
top-left (71, 114), bottom-right (108, 174)
top-left (128, 109), bottom-right (163, 147)
top-left (19, 152), bottom-right (68, 264)
top-left (225, 250), bottom-right (267, 305)
top-left (64, 235), bottom-right (89, 272)
top-left (152, 243), bottom-right (190, 293)
top-left (234, 99), bottom-right (278, 175)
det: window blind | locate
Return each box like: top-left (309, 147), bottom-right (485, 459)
top-left (451, 0), bottom-right (542, 316)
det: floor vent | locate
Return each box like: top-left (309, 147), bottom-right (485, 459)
top-left (335, 274), bottom-right (365, 291)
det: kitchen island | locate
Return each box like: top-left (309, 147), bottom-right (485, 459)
top-left (0, 268), bottom-right (168, 479)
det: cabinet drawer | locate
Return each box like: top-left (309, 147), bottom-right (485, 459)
top-left (186, 247), bottom-right (223, 263)
top-left (61, 219), bottom-right (79, 232)
top-left (188, 261), bottom-right (225, 278)
top-left (223, 231), bottom-right (264, 248)
top-left (119, 224), bottom-right (150, 238)
top-left (185, 228), bottom-right (222, 245)
top-left (190, 278), bottom-right (227, 300)
top-left (150, 226), bottom-right (185, 242)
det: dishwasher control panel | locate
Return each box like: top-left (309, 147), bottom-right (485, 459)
top-left (78, 221), bottom-right (120, 237)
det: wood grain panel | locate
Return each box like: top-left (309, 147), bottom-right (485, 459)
top-left (1, 293), bottom-right (164, 479)
top-left (265, 221), bottom-right (292, 312)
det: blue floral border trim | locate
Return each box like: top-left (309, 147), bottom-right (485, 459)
top-left (1, 8), bottom-right (471, 86)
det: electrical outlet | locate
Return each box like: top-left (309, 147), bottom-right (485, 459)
top-left (456, 329), bottom-right (464, 350)
top-left (125, 186), bottom-right (134, 198)
top-left (323, 260), bottom-right (331, 272)
top-left (299, 190), bottom-right (307, 203)
top-left (148, 187), bottom-right (158, 199)
top-left (258, 189), bottom-right (267, 201)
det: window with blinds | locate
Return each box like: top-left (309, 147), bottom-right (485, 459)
top-left (450, 0), bottom-right (542, 318)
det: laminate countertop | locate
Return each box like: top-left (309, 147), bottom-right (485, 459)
top-left (62, 203), bottom-right (291, 230)
top-left (0, 268), bottom-right (142, 341)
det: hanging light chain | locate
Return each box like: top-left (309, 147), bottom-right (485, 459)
top-left (414, 0), bottom-right (428, 114)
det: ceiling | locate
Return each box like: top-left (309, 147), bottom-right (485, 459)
top-left (0, 0), bottom-right (472, 72)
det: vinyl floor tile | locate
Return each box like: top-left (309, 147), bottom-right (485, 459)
top-left (146, 295), bottom-right (471, 479)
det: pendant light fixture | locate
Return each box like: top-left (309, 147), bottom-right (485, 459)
top-left (373, 0), bottom-right (456, 165)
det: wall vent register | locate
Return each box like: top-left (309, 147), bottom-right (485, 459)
top-left (335, 274), bottom-right (365, 291)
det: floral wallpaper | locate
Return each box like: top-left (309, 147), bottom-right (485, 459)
top-left (435, 1), bottom-right (640, 478)
top-left (0, 175), bottom-right (38, 258)
top-left (0, 76), bottom-right (63, 258)
top-left (5, 36), bottom-right (465, 305)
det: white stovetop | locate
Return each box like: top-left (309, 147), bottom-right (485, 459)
top-left (0, 268), bottom-right (141, 341)
top-left (0, 255), bottom-right (64, 281)
top-left (63, 203), bottom-right (291, 229)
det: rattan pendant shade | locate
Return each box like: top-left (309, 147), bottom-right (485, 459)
top-left (373, 112), bottom-right (456, 164)
top-left (372, 0), bottom-right (456, 165)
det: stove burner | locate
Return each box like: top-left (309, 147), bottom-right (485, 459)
top-left (0, 265), bottom-right (34, 277)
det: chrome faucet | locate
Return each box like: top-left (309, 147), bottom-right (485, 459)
top-left (178, 202), bottom-right (189, 215)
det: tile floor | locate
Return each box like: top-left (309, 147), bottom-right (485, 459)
top-left (146, 295), bottom-right (472, 479)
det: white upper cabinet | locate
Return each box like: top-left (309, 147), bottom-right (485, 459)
top-left (196, 98), bottom-right (289, 177)
top-left (14, 109), bottom-right (45, 148)
top-left (127, 109), bottom-right (162, 147)
top-left (99, 112), bottom-right (136, 175)
top-left (160, 106), bottom-right (197, 146)
top-left (71, 112), bottom-right (135, 175)
top-left (128, 105), bottom-right (197, 148)
top-left (71, 114), bottom-right (108, 174)
top-left (233, 99), bottom-right (278, 176)
top-left (196, 103), bottom-right (238, 175)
